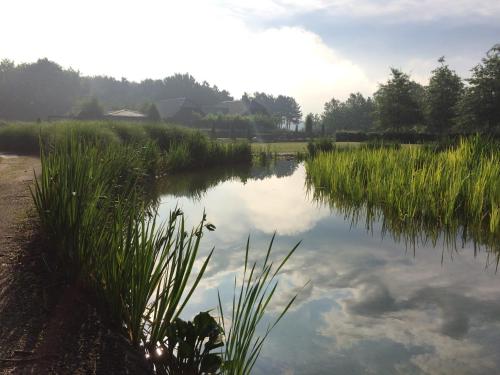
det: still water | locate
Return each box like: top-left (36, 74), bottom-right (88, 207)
top-left (157, 160), bottom-right (500, 375)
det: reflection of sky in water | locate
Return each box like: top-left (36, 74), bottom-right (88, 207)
top-left (157, 162), bottom-right (500, 375)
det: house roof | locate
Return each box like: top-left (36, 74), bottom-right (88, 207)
top-left (221, 101), bottom-right (251, 115)
top-left (204, 100), bottom-right (252, 116)
top-left (106, 109), bottom-right (146, 118)
top-left (155, 97), bottom-right (201, 119)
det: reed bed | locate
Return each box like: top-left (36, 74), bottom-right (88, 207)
top-left (0, 120), bottom-right (251, 172)
top-left (31, 133), bottom-right (295, 373)
top-left (306, 136), bottom-right (500, 253)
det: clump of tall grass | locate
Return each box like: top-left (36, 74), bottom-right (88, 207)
top-left (218, 236), bottom-right (300, 375)
top-left (0, 121), bottom-right (252, 172)
top-left (307, 136), bottom-right (500, 252)
top-left (307, 138), bottom-right (335, 157)
top-left (32, 133), bottom-right (295, 373)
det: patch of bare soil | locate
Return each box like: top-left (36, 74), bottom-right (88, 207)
top-left (0, 156), bottom-right (151, 374)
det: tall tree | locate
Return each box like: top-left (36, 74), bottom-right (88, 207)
top-left (275, 95), bottom-right (302, 129)
top-left (0, 58), bottom-right (83, 120)
top-left (322, 97), bottom-right (342, 132)
top-left (425, 57), bottom-right (463, 134)
top-left (374, 68), bottom-right (424, 131)
top-left (305, 113), bottom-right (314, 135)
top-left (147, 103), bottom-right (161, 122)
top-left (321, 93), bottom-right (374, 132)
top-left (457, 45), bottom-right (500, 132)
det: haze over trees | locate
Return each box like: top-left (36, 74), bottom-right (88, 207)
top-left (1, 44), bottom-right (499, 135)
top-left (244, 92), bottom-right (303, 128)
top-left (0, 58), bottom-right (304, 129)
top-left (322, 93), bottom-right (374, 132)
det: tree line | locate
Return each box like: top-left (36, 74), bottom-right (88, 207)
top-left (309, 44), bottom-right (500, 135)
top-left (0, 58), bottom-right (302, 126)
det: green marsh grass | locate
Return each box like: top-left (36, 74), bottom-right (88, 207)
top-left (306, 136), bottom-right (500, 254)
top-left (218, 235), bottom-right (300, 375)
top-left (31, 132), bottom-right (295, 373)
top-left (0, 120), bottom-right (252, 172)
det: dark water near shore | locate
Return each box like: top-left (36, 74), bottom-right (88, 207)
top-left (156, 160), bottom-right (500, 375)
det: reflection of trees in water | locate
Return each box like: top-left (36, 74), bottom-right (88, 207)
top-left (307, 182), bottom-right (500, 263)
top-left (155, 159), bottom-right (299, 200)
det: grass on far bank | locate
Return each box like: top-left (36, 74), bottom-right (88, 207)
top-left (306, 136), bottom-right (500, 252)
top-left (251, 141), bottom-right (369, 154)
top-left (0, 120), bottom-right (251, 173)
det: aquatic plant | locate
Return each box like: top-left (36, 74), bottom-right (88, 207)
top-left (31, 132), bottom-right (295, 373)
top-left (306, 136), bottom-right (500, 254)
top-left (218, 236), bottom-right (300, 375)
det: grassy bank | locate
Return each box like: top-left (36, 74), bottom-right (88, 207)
top-left (306, 136), bottom-right (500, 252)
top-left (29, 130), bottom-right (295, 374)
top-left (0, 121), bottom-right (251, 171)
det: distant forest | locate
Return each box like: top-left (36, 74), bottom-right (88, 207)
top-left (0, 58), bottom-right (301, 125)
top-left (1, 43), bottom-right (499, 135)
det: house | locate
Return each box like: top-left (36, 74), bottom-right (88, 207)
top-left (105, 109), bottom-right (147, 121)
top-left (203, 100), bottom-right (269, 117)
top-left (155, 98), bottom-right (204, 123)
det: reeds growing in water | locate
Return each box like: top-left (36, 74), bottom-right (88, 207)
top-left (306, 136), bottom-right (500, 255)
top-left (31, 133), bottom-right (296, 374)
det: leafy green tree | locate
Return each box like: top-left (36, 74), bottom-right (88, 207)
top-left (457, 45), bottom-right (500, 132)
top-left (275, 95), bottom-right (302, 129)
top-left (78, 97), bottom-right (103, 119)
top-left (374, 68), bottom-right (424, 131)
top-left (322, 97), bottom-right (342, 132)
top-left (0, 58), bottom-right (83, 120)
top-left (321, 93), bottom-right (374, 132)
top-left (147, 103), bottom-right (161, 122)
top-left (425, 57), bottom-right (463, 134)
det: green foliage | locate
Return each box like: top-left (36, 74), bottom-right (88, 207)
top-left (244, 92), bottom-right (302, 129)
top-left (306, 136), bottom-right (500, 251)
top-left (146, 103), bottom-right (161, 122)
top-left (0, 121), bottom-right (252, 171)
top-left (322, 93), bottom-right (374, 132)
top-left (374, 68), bottom-right (424, 131)
top-left (0, 58), bottom-right (83, 121)
top-left (307, 138), bottom-right (335, 157)
top-left (31, 136), bottom-right (216, 362)
top-left (457, 45), bottom-right (500, 132)
top-left (305, 113), bottom-right (314, 135)
top-left (78, 97), bottom-right (104, 119)
top-left (151, 311), bottom-right (224, 374)
top-left (218, 236), bottom-right (300, 375)
top-left (31, 134), bottom-right (295, 373)
top-left (425, 57), bottom-right (464, 134)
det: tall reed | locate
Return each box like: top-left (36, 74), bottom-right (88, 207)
top-left (218, 235), bottom-right (300, 375)
top-left (306, 136), bottom-right (500, 252)
top-left (32, 133), bottom-right (296, 373)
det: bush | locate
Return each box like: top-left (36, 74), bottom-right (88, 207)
top-left (307, 138), bottom-right (335, 157)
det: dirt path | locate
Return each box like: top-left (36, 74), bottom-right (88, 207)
top-left (0, 155), bottom-right (150, 374)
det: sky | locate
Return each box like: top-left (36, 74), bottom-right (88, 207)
top-left (1, 0), bottom-right (499, 114)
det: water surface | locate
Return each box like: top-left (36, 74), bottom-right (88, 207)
top-left (157, 160), bottom-right (500, 375)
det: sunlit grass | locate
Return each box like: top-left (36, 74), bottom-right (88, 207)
top-left (306, 136), bottom-right (500, 253)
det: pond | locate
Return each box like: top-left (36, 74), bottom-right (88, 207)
top-left (156, 160), bottom-right (500, 375)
